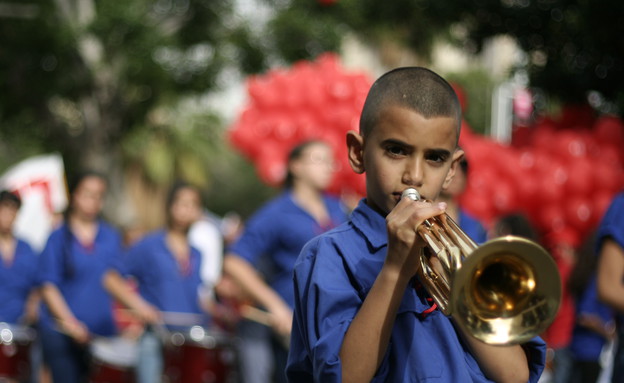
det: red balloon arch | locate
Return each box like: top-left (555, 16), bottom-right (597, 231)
top-left (228, 54), bottom-right (624, 248)
top-left (228, 53), bottom-right (371, 197)
top-left (459, 112), bottom-right (624, 248)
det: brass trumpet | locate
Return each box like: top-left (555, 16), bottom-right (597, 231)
top-left (402, 188), bottom-right (561, 345)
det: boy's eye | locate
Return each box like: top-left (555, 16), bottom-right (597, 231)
top-left (386, 145), bottom-right (406, 156)
top-left (426, 152), bottom-right (448, 163)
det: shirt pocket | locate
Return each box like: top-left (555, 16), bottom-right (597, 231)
top-left (393, 291), bottom-right (444, 382)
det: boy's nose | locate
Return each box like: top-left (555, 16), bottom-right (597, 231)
top-left (401, 159), bottom-right (424, 187)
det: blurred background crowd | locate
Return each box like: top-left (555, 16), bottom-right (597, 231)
top-left (1, 0), bottom-right (623, 382)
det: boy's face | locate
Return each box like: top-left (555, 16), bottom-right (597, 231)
top-left (347, 105), bottom-right (463, 215)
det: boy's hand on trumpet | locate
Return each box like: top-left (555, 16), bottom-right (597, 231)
top-left (384, 188), bottom-right (447, 280)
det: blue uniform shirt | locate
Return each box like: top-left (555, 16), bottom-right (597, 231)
top-left (228, 190), bottom-right (348, 309)
top-left (123, 230), bottom-right (205, 321)
top-left (598, 192), bottom-right (624, 252)
top-left (596, 192), bottom-right (624, 324)
top-left (459, 209), bottom-right (488, 244)
top-left (287, 199), bottom-right (546, 383)
top-left (38, 221), bottom-right (124, 336)
top-left (0, 239), bottom-right (38, 323)
top-left (569, 276), bottom-right (614, 361)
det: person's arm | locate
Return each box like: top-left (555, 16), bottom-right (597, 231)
top-left (222, 254), bottom-right (292, 336)
top-left (454, 326), bottom-right (529, 383)
top-left (21, 288), bottom-right (41, 325)
top-left (102, 270), bottom-right (160, 324)
top-left (339, 260), bottom-right (412, 383)
top-left (576, 313), bottom-right (616, 340)
top-left (40, 282), bottom-right (89, 344)
top-left (597, 238), bottom-right (624, 313)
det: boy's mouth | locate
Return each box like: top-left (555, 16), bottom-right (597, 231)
top-left (393, 190), bottom-right (427, 203)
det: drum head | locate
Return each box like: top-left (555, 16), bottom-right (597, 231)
top-left (90, 337), bottom-right (138, 368)
top-left (0, 323), bottom-right (36, 344)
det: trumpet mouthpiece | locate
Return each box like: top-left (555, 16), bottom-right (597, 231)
top-left (402, 188), bottom-right (421, 201)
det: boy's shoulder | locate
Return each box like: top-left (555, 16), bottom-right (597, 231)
top-left (294, 220), bottom-right (355, 265)
top-left (294, 216), bottom-right (385, 290)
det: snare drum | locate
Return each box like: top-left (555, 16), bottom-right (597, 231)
top-left (89, 336), bottom-right (137, 383)
top-left (162, 326), bottom-right (237, 383)
top-left (0, 322), bottom-right (35, 381)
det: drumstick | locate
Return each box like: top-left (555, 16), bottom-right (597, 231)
top-left (159, 311), bottom-right (208, 326)
top-left (116, 308), bottom-right (209, 327)
top-left (239, 305), bottom-right (291, 350)
top-left (239, 305), bottom-right (273, 326)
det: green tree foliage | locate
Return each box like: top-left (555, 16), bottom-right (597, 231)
top-left (0, 0), bottom-right (277, 221)
top-left (265, 0), bottom-right (464, 62)
top-left (263, 0), bottom-right (622, 113)
top-left (0, 0), bottom-right (262, 173)
top-left (458, 0), bottom-right (624, 112)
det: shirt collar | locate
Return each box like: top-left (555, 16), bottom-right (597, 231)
top-left (351, 199), bottom-right (388, 251)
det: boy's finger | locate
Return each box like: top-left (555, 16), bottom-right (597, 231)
top-left (397, 200), bottom-right (446, 227)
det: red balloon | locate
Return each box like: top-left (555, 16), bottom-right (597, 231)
top-left (533, 116), bottom-right (559, 132)
top-left (271, 115), bottom-right (298, 143)
top-left (518, 150), bottom-right (537, 171)
top-left (531, 126), bottom-right (557, 151)
top-left (256, 146), bottom-right (287, 186)
top-left (555, 131), bottom-right (588, 159)
top-left (537, 161), bottom-right (566, 203)
top-left (490, 179), bottom-right (518, 215)
top-left (564, 196), bottom-right (594, 232)
top-left (511, 125), bottom-right (534, 147)
top-left (593, 115), bottom-right (624, 147)
top-left (564, 157), bottom-right (593, 197)
top-left (544, 226), bottom-right (581, 249)
top-left (593, 164), bottom-right (620, 193)
top-left (537, 203), bottom-right (566, 232)
top-left (467, 166), bottom-right (497, 194)
top-left (597, 144), bottom-right (623, 165)
top-left (514, 168), bottom-right (539, 207)
top-left (462, 192), bottom-right (495, 226)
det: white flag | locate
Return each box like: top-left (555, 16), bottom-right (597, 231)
top-left (0, 153), bottom-right (68, 252)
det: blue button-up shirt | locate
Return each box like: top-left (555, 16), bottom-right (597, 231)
top-left (0, 238), bottom-right (38, 323)
top-left (569, 275), bottom-right (614, 361)
top-left (287, 199), bottom-right (546, 382)
top-left (459, 209), bottom-right (488, 244)
top-left (598, 192), bottom-right (624, 251)
top-left (38, 221), bottom-right (123, 336)
top-left (123, 230), bottom-right (205, 322)
top-left (596, 192), bottom-right (624, 325)
top-left (228, 190), bottom-right (348, 309)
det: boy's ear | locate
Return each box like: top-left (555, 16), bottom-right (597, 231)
top-left (442, 148), bottom-right (465, 189)
top-left (346, 131), bottom-right (365, 174)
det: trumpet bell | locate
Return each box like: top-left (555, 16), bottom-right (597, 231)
top-left (451, 236), bottom-right (561, 345)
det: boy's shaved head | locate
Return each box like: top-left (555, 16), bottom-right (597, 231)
top-left (360, 67), bottom-right (461, 141)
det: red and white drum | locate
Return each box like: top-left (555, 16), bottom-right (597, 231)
top-left (162, 326), bottom-right (237, 383)
top-left (0, 322), bottom-right (35, 381)
top-left (89, 336), bottom-right (137, 383)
